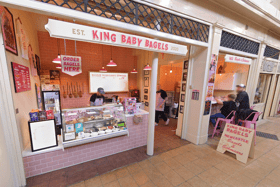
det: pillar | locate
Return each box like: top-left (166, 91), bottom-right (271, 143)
top-left (147, 52), bottom-right (158, 156)
top-left (182, 24), bottom-right (223, 144)
top-left (0, 18), bottom-right (25, 186)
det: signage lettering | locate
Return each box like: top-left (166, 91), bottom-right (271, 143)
top-left (61, 55), bottom-right (82, 76)
top-left (45, 19), bottom-right (188, 56)
top-left (225, 54), bottom-right (252, 64)
top-left (217, 123), bottom-right (254, 164)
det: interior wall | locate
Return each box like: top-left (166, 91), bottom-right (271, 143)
top-left (37, 31), bottom-right (138, 109)
top-left (6, 8), bottom-right (41, 150)
top-left (214, 54), bottom-right (250, 97)
top-left (159, 63), bottom-right (183, 91)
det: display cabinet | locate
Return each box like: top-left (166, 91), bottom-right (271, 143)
top-left (61, 104), bottom-right (128, 148)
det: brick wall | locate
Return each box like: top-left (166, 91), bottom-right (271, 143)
top-left (37, 31), bottom-right (138, 108)
top-left (23, 114), bottom-right (148, 177)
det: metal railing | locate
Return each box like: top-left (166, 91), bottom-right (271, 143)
top-left (37, 0), bottom-right (210, 43)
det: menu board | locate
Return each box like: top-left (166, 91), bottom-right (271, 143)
top-left (89, 72), bottom-right (129, 93)
top-left (11, 62), bottom-right (31, 93)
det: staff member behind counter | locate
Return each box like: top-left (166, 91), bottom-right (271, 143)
top-left (90, 87), bottom-right (105, 106)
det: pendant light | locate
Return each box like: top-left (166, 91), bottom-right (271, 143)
top-left (130, 56), bottom-right (138, 73)
top-left (56, 64), bottom-right (62, 69)
top-left (170, 63), bottom-right (172, 73)
top-left (100, 45), bottom-right (107, 72)
top-left (107, 46), bottom-right (117, 67)
top-left (53, 38), bottom-right (61, 64)
top-left (143, 52), bottom-right (152, 70)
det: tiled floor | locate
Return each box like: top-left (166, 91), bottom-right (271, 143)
top-left (26, 118), bottom-right (189, 187)
top-left (66, 117), bottom-right (280, 187)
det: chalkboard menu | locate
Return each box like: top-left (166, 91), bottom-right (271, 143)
top-left (11, 62), bottom-right (31, 93)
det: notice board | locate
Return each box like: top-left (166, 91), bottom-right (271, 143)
top-left (11, 62), bottom-right (31, 93)
top-left (217, 123), bottom-right (254, 164)
top-left (89, 72), bottom-right (128, 93)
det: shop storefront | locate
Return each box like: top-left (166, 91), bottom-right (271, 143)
top-left (3, 0), bottom-right (280, 186)
top-left (0, 1), bottom-right (213, 184)
top-left (253, 54), bottom-right (280, 119)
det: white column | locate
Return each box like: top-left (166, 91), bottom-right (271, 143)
top-left (147, 52), bottom-right (158, 156)
top-left (0, 19), bottom-right (25, 186)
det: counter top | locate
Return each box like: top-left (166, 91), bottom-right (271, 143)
top-left (62, 103), bottom-right (121, 111)
top-left (22, 135), bottom-right (63, 157)
top-left (125, 109), bottom-right (149, 117)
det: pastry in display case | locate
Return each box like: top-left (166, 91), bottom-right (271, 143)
top-left (61, 104), bottom-right (128, 147)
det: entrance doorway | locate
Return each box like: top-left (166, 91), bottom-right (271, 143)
top-left (153, 54), bottom-right (190, 153)
top-left (254, 74), bottom-right (274, 119)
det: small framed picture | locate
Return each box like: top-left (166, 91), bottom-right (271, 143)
top-left (181, 94), bottom-right (185, 102)
top-left (184, 60), bottom-right (188, 70)
top-left (182, 72), bottom-right (187, 81)
top-left (144, 70), bottom-right (149, 75)
top-left (144, 95), bottom-right (148, 100)
top-left (180, 105), bottom-right (184, 114)
top-left (35, 54), bottom-right (41, 76)
top-left (145, 102), bottom-right (149, 106)
top-left (182, 83), bottom-right (186, 92)
top-left (144, 89), bottom-right (148, 94)
top-left (0, 7), bottom-right (18, 55)
top-left (144, 77), bottom-right (149, 87)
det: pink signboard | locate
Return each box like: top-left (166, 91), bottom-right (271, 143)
top-left (11, 62), bottom-right (31, 92)
top-left (61, 55), bottom-right (82, 76)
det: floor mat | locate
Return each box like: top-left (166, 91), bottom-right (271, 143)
top-left (256, 131), bottom-right (279, 141)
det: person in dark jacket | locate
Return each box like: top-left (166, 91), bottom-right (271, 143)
top-left (210, 94), bottom-right (236, 127)
top-left (235, 84), bottom-right (250, 110)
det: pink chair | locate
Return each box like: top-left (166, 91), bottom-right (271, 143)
top-left (212, 111), bottom-right (236, 138)
top-left (238, 111), bottom-right (263, 145)
top-left (250, 105), bottom-right (255, 110)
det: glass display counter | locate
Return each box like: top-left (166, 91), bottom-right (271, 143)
top-left (61, 104), bottom-right (128, 148)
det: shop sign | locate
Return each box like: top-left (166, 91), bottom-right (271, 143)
top-left (11, 62), bottom-right (31, 93)
top-left (217, 123), bottom-right (254, 164)
top-left (61, 55), bottom-right (82, 76)
top-left (225, 54), bottom-right (252, 64)
top-left (45, 19), bottom-right (188, 56)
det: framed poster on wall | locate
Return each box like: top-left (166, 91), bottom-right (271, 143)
top-left (28, 119), bottom-right (58, 152)
top-left (144, 77), bottom-right (149, 87)
top-left (35, 83), bottom-right (43, 110)
top-left (144, 95), bottom-right (148, 100)
top-left (0, 7), bottom-right (18, 55)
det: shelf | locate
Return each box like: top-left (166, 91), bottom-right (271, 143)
top-left (62, 130), bottom-right (129, 148)
top-left (83, 117), bottom-right (114, 124)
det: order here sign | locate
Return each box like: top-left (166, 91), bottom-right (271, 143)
top-left (217, 123), bottom-right (254, 164)
top-left (61, 55), bottom-right (82, 76)
top-left (45, 19), bottom-right (188, 56)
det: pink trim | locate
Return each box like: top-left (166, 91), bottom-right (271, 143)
top-left (23, 115), bottom-right (148, 178)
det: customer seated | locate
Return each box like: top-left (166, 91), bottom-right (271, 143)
top-left (210, 94), bottom-right (236, 128)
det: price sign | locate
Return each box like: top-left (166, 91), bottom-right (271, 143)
top-left (11, 62), bottom-right (31, 93)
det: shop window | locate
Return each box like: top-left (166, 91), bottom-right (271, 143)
top-left (38, 0), bottom-right (210, 42)
top-left (254, 74), bottom-right (272, 104)
top-left (220, 31), bottom-right (259, 55)
top-left (264, 46), bottom-right (280, 60)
